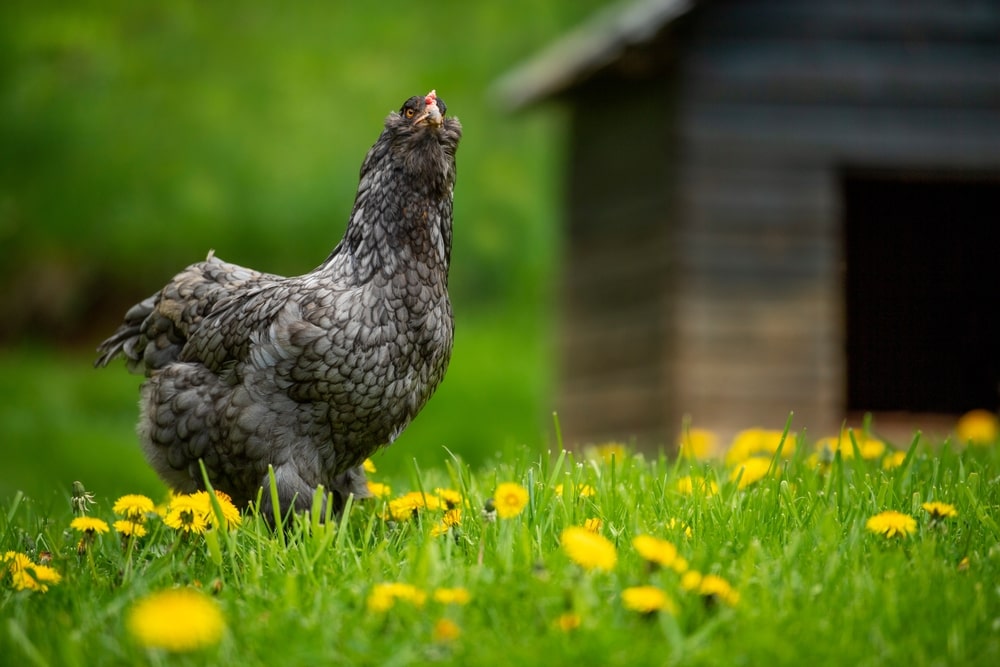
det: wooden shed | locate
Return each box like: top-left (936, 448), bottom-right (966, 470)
top-left (495, 0), bottom-right (1000, 448)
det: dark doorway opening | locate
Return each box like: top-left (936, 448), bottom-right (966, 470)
top-left (842, 170), bottom-right (1000, 414)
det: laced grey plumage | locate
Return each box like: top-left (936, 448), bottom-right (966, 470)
top-left (95, 91), bottom-right (461, 518)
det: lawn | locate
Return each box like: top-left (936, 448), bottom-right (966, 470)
top-left (2, 420), bottom-right (998, 666)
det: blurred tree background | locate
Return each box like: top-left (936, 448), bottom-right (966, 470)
top-left (0, 0), bottom-right (610, 504)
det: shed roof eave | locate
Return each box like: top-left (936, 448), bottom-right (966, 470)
top-left (490, 0), bottom-right (694, 110)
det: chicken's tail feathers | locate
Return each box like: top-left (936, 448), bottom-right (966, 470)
top-left (95, 255), bottom-right (278, 374)
top-left (94, 295), bottom-right (157, 371)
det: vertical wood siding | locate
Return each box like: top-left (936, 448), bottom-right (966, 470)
top-left (557, 0), bottom-right (1000, 448)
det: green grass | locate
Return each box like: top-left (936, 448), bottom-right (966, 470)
top-left (2, 429), bottom-right (999, 666)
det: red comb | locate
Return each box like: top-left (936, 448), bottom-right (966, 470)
top-left (425, 90), bottom-right (437, 105)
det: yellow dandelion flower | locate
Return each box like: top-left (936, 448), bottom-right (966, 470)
top-left (163, 494), bottom-right (210, 534)
top-left (3, 551), bottom-right (32, 571)
top-left (681, 571), bottom-right (739, 606)
top-left (696, 574), bottom-right (740, 606)
top-left (128, 589), bottom-right (225, 652)
top-left (386, 496), bottom-right (418, 522)
top-left (632, 535), bottom-right (685, 572)
top-left (25, 564), bottom-right (61, 592)
top-left (730, 456), bottom-right (774, 489)
top-left (429, 508), bottom-right (462, 537)
top-left (113, 494), bottom-right (155, 521)
top-left (859, 437), bottom-right (886, 460)
top-left (583, 517), bottom-right (603, 533)
top-left (367, 481), bottom-right (392, 499)
top-left (187, 491), bottom-right (214, 514)
top-left (365, 587), bottom-right (394, 612)
top-left (956, 409), bottom-right (998, 446)
top-left (202, 490), bottom-right (242, 529)
top-left (10, 568), bottom-right (40, 592)
top-left (114, 520), bottom-right (148, 538)
top-left (725, 428), bottom-right (795, 465)
top-left (556, 612), bottom-right (581, 632)
top-left (4, 552), bottom-right (61, 593)
top-left (585, 442), bottom-right (627, 465)
top-left (678, 428), bottom-right (717, 459)
top-left (866, 510), bottom-right (917, 538)
top-left (386, 491), bottom-right (443, 521)
top-left (922, 501), bottom-right (958, 520)
top-left (435, 488), bottom-right (463, 508)
top-left (30, 563), bottom-right (60, 584)
top-left (622, 586), bottom-right (676, 614)
top-left (161, 491), bottom-right (240, 532)
top-left (388, 583), bottom-right (427, 607)
top-left (433, 587), bottom-right (471, 605)
top-left (69, 516), bottom-right (110, 535)
top-left (816, 432), bottom-right (885, 460)
top-left (882, 450), bottom-right (907, 470)
top-left (560, 526), bottom-right (617, 571)
top-left (681, 570), bottom-right (702, 592)
top-left (366, 582), bottom-right (427, 612)
top-left (363, 458), bottom-right (377, 473)
top-left (493, 483), bottom-right (529, 519)
top-left (432, 618), bottom-right (461, 642)
top-left (676, 476), bottom-right (718, 497)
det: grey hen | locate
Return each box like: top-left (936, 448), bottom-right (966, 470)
top-left (96, 90), bottom-right (461, 518)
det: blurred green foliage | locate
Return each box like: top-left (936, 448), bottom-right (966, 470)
top-left (1, 0), bottom-right (608, 335)
top-left (0, 1), bottom-right (611, 499)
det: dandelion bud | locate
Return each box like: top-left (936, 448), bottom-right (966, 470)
top-left (71, 481), bottom-right (96, 515)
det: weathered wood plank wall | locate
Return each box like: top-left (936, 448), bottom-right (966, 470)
top-left (557, 77), bottom-right (679, 446)
top-left (556, 0), bottom-right (1000, 448)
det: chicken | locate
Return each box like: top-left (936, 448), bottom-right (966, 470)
top-left (95, 90), bottom-right (461, 518)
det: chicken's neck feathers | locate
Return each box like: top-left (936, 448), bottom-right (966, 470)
top-left (319, 132), bottom-right (455, 288)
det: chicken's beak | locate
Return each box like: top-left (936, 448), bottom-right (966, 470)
top-left (414, 90), bottom-right (443, 127)
top-left (414, 105), bottom-right (443, 127)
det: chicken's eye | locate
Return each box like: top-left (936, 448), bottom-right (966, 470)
top-left (403, 107), bottom-right (416, 119)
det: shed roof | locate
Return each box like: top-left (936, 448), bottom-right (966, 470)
top-left (492, 0), bottom-right (692, 109)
